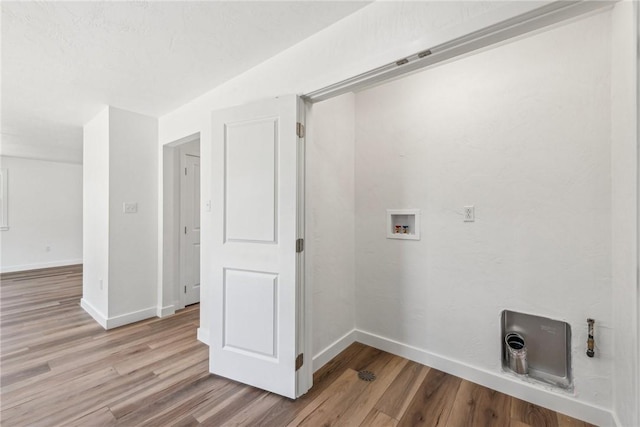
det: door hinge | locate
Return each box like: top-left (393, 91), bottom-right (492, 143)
top-left (295, 353), bottom-right (304, 371)
top-left (185, 167), bottom-right (187, 175)
top-left (296, 122), bottom-right (305, 138)
top-left (184, 285), bottom-right (187, 293)
top-left (184, 226), bottom-right (187, 234)
top-left (296, 238), bottom-right (304, 253)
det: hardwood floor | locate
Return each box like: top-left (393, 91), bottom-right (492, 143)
top-left (0, 265), bottom-right (595, 426)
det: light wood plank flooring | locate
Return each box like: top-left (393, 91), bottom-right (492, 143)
top-left (1, 265), bottom-right (595, 426)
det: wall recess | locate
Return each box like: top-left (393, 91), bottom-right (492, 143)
top-left (501, 310), bottom-right (572, 389)
top-left (386, 209), bottom-right (420, 240)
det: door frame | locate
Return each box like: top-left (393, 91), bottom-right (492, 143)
top-left (294, 0), bottom-right (619, 401)
top-left (178, 142), bottom-right (201, 309)
top-left (302, 1), bottom-right (613, 104)
top-left (160, 133), bottom-right (200, 317)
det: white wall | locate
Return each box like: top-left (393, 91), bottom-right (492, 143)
top-left (158, 0), bottom-right (545, 350)
top-left (82, 108), bottom-right (110, 318)
top-left (610, 2), bottom-right (639, 426)
top-left (82, 106), bottom-right (158, 328)
top-left (107, 107), bottom-right (158, 319)
top-left (0, 156), bottom-right (82, 272)
top-left (354, 10), bottom-right (612, 422)
top-left (157, 2), bottom-right (628, 424)
top-left (307, 93), bottom-right (356, 369)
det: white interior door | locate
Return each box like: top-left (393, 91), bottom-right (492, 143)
top-left (210, 95), bottom-right (304, 399)
top-left (180, 146), bottom-right (201, 307)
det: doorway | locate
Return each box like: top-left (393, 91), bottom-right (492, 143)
top-left (161, 134), bottom-right (201, 316)
top-left (179, 141), bottom-right (201, 307)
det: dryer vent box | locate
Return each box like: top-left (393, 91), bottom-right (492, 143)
top-left (501, 310), bottom-right (572, 389)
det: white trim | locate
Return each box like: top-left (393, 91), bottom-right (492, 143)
top-left (157, 304), bottom-right (175, 318)
top-left (312, 329), bottom-right (357, 373)
top-left (82, 302), bottom-right (157, 331)
top-left (303, 1), bottom-right (613, 103)
top-left (612, 412), bottom-right (623, 427)
top-left (80, 298), bottom-right (108, 329)
top-left (1, 259), bottom-right (83, 274)
top-left (197, 327), bottom-right (210, 345)
top-left (355, 330), bottom-right (615, 427)
top-left (295, 97), bottom-right (312, 397)
top-left (0, 168), bottom-right (8, 230)
top-left (104, 306), bottom-right (157, 330)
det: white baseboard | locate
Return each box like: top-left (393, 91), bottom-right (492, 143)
top-left (612, 411), bottom-right (622, 427)
top-left (105, 307), bottom-right (157, 330)
top-left (80, 298), bottom-right (107, 329)
top-left (197, 327), bottom-right (210, 345)
top-left (312, 329), bottom-right (357, 373)
top-left (355, 330), bottom-right (615, 427)
top-left (157, 304), bottom-right (175, 318)
top-left (81, 300), bottom-right (157, 330)
top-left (1, 258), bottom-right (83, 273)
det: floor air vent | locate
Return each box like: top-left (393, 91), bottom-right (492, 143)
top-left (358, 370), bottom-right (376, 382)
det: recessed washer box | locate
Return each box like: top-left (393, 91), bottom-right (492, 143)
top-left (501, 310), bottom-right (572, 389)
top-left (386, 209), bottom-right (420, 240)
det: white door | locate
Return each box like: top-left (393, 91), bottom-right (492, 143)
top-left (180, 147), bottom-right (201, 307)
top-left (210, 95), bottom-right (305, 399)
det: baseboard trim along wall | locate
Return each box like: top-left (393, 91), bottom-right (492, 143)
top-left (354, 330), bottom-right (615, 427)
top-left (1, 259), bottom-right (83, 274)
top-left (105, 307), bottom-right (157, 330)
top-left (197, 327), bottom-right (210, 345)
top-left (80, 298), bottom-right (108, 329)
top-left (312, 329), bottom-right (358, 373)
top-left (157, 304), bottom-right (175, 318)
top-left (310, 328), bottom-right (615, 427)
top-left (80, 300), bottom-right (156, 330)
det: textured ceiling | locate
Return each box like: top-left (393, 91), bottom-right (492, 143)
top-left (1, 1), bottom-right (368, 158)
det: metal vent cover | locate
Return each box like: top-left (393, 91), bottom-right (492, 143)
top-left (358, 370), bottom-right (376, 382)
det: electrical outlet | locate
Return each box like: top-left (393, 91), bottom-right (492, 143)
top-left (464, 206), bottom-right (475, 222)
top-left (45, 246), bottom-right (51, 252)
top-left (123, 202), bottom-right (138, 214)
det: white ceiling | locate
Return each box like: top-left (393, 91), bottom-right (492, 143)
top-left (1, 1), bottom-right (369, 160)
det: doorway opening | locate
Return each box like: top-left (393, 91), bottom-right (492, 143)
top-left (161, 133), bottom-right (201, 316)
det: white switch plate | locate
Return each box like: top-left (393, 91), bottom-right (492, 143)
top-left (123, 202), bottom-right (138, 213)
top-left (464, 206), bottom-right (475, 222)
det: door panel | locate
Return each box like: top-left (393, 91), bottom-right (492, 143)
top-left (223, 268), bottom-right (278, 357)
top-left (181, 151), bottom-right (201, 306)
top-left (211, 95), bottom-right (302, 399)
top-left (225, 118), bottom-right (278, 243)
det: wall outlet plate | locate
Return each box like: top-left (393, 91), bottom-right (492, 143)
top-left (464, 206), bottom-right (475, 222)
top-left (123, 202), bottom-right (138, 214)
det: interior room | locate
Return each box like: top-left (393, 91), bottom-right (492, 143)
top-left (1, 1), bottom-right (637, 426)
top-left (309, 6), bottom-right (614, 419)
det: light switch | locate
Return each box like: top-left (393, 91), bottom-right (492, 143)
top-left (123, 202), bottom-right (138, 214)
